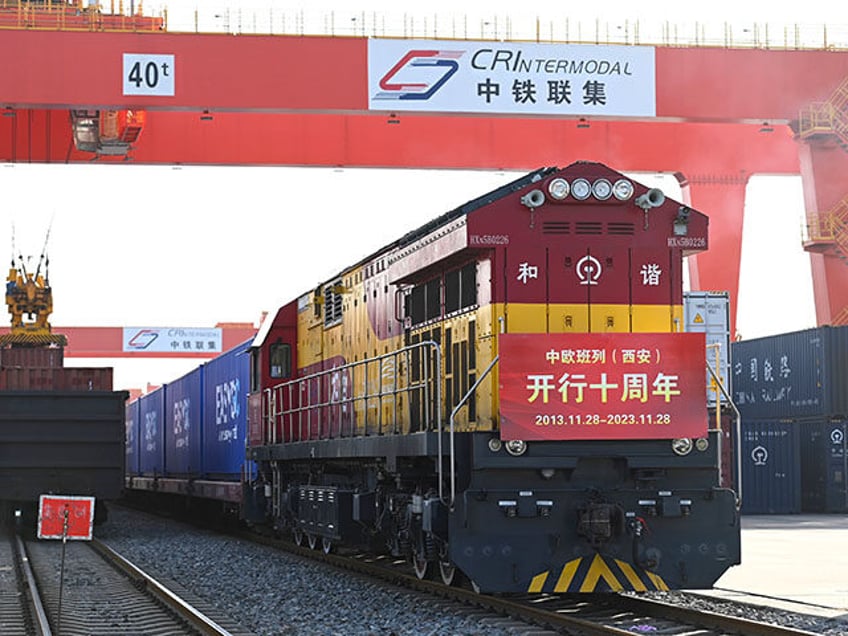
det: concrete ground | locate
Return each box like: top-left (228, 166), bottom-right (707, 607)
top-left (699, 514), bottom-right (848, 619)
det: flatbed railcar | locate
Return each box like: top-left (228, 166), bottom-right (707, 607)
top-left (126, 161), bottom-right (741, 594)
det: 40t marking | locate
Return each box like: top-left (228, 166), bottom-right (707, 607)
top-left (123, 53), bottom-right (175, 96)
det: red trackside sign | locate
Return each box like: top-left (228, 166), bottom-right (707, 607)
top-left (37, 495), bottom-right (95, 540)
top-left (498, 333), bottom-right (707, 441)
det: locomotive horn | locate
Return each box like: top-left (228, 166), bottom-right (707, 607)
top-left (635, 188), bottom-right (665, 210)
top-left (520, 189), bottom-right (546, 209)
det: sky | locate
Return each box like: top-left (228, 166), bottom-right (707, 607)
top-left (2, 1), bottom-right (831, 390)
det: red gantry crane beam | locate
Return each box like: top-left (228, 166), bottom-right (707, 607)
top-left (1, 27), bottom-right (847, 331)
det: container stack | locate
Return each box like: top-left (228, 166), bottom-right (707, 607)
top-left (0, 344), bottom-right (113, 390)
top-left (731, 326), bottom-right (848, 514)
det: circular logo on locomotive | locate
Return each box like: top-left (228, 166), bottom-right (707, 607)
top-left (576, 254), bottom-right (603, 286)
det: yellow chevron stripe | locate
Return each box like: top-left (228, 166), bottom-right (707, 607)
top-left (581, 554), bottom-right (624, 592)
top-left (646, 570), bottom-right (670, 591)
top-left (553, 558), bottom-right (582, 592)
top-left (614, 559), bottom-right (649, 592)
top-left (528, 571), bottom-right (549, 593)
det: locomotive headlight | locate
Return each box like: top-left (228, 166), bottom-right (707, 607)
top-left (547, 178), bottom-right (570, 200)
top-left (612, 178), bottom-right (635, 201)
top-left (592, 178), bottom-right (613, 200)
top-left (570, 178), bottom-right (591, 200)
top-left (488, 438), bottom-right (503, 453)
top-left (504, 439), bottom-right (527, 456)
top-left (671, 438), bottom-right (694, 456)
top-left (695, 437), bottom-right (710, 452)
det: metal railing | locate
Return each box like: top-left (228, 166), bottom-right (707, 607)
top-left (706, 362), bottom-right (741, 511)
top-left (0, 0), bottom-right (164, 32)
top-left (152, 6), bottom-right (848, 51)
top-left (4, 2), bottom-right (846, 51)
top-left (448, 354), bottom-right (498, 506)
top-left (262, 340), bottom-right (441, 444)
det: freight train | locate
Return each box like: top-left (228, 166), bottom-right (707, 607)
top-left (125, 161), bottom-right (741, 593)
top-left (0, 251), bottom-right (127, 527)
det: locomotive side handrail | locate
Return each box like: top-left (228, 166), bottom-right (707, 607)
top-left (705, 362), bottom-right (742, 510)
top-left (262, 341), bottom-right (442, 446)
top-left (447, 354), bottom-right (498, 507)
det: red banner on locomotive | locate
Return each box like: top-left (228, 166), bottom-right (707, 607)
top-left (499, 332), bottom-right (707, 440)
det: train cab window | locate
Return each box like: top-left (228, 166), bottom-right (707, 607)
top-left (445, 269), bottom-right (460, 314)
top-left (426, 278), bottom-right (440, 321)
top-left (460, 262), bottom-right (477, 309)
top-left (408, 285), bottom-right (425, 325)
top-left (250, 349), bottom-right (261, 392)
top-left (269, 342), bottom-right (291, 380)
top-left (406, 277), bottom-right (441, 326)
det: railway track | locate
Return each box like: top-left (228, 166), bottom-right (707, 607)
top-left (95, 505), bottom-right (842, 635)
top-left (258, 531), bottom-right (825, 636)
top-left (1, 530), bottom-right (248, 636)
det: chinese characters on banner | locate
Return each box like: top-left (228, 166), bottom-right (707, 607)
top-left (368, 40), bottom-right (656, 117)
top-left (498, 333), bottom-right (707, 441)
top-left (122, 327), bottom-right (223, 354)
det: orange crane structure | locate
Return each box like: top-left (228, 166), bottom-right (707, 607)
top-left (1, 1), bottom-right (847, 334)
top-left (3, 253), bottom-right (64, 347)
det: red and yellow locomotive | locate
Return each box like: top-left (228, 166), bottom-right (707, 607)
top-left (245, 161), bottom-right (740, 593)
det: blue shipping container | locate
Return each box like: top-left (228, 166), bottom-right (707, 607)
top-left (800, 419), bottom-right (848, 513)
top-left (731, 326), bottom-right (848, 420)
top-left (164, 366), bottom-right (203, 476)
top-left (125, 399), bottom-right (140, 476)
top-left (740, 420), bottom-right (801, 514)
top-left (138, 387), bottom-right (166, 476)
top-left (202, 339), bottom-right (251, 478)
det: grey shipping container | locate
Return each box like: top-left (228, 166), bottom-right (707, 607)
top-left (684, 291), bottom-right (731, 408)
top-left (740, 420), bottom-right (801, 514)
top-left (731, 326), bottom-right (848, 420)
top-left (800, 418), bottom-right (848, 513)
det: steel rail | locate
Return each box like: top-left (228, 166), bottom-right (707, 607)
top-left (15, 535), bottom-right (51, 636)
top-left (91, 538), bottom-right (234, 636)
top-left (616, 593), bottom-right (823, 636)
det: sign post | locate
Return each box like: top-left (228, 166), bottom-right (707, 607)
top-left (38, 495), bottom-right (96, 634)
top-left (38, 495), bottom-right (95, 541)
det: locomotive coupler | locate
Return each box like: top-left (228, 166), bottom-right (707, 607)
top-left (576, 502), bottom-right (624, 547)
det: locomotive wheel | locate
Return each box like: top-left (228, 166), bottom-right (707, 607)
top-left (322, 537), bottom-right (333, 554)
top-left (307, 533), bottom-right (318, 550)
top-left (412, 548), bottom-right (430, 580)
top-left (293, 528), bottom-right (304, 546)
top-left (439, 559), bottom-right (456, 586)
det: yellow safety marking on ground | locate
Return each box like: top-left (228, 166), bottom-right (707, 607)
top-left (528, 571), bottom-right (549, 593)
top-left (553, 558), bottom-right (582, 592)
top-left (645, 570), bottom-right (670, 591)
top-left (614, 559), bottom-right (648, 592)
top-left (580, 554), bottom-right (623, 592)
